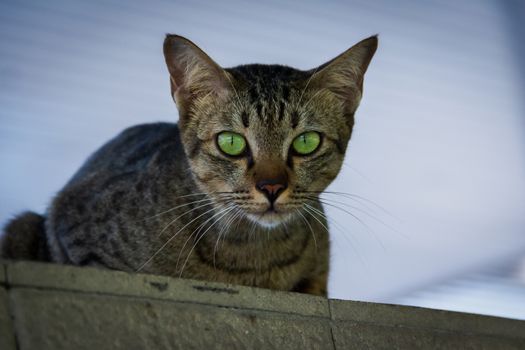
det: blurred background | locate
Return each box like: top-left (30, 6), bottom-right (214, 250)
top-left (1, 0), bottom-right (524, 319)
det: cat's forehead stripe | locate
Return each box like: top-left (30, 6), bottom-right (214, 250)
top-left (241, 111), bottom-right (249, 128)
top-left (291, 111), bottom-right (300, 129)
top-left (282, 85), bottom-right (290, 101)
top-left (278, 101), bottom-right (285, 121)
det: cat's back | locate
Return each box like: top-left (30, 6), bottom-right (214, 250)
top-left (45, 122), bottom-right (191, 265)
top-left (66, 122), bottom-right (184, 187)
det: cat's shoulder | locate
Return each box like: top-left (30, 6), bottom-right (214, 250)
top-left (66, 122), bottom-right (183, 187)
top-left (97, 122), bottom-right (181, 157)
top-left (115, 122), bottom-right (180, 145)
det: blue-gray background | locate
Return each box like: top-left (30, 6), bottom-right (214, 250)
top-left (1, 0), bottom-right (525, 319)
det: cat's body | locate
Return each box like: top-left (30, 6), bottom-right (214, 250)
top-left (1, 35), bottom-right (377, 296)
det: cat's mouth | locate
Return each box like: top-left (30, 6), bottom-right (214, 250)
top-left (244, 207), bottom-right (293, 228)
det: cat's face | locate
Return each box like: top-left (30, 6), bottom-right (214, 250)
top-left (164, 35), bottom-right (377, 227)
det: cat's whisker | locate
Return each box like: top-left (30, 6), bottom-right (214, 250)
top-left (322, 198), bottom-right (408, 238)
top-left (303, 202), bottom-right (360, 249)
top-left (178, 205), bottom-right (237, 277)
top-left (248, 214), bottom-right (259, 243)
top-left (175, 204), bottom-right (237, 269)
top-left (304, 201), bottom-right (354, 235)
top-left (156, 200), bottom-right (217, 238)
top-left (316, 192), bottom-right (381, 216)
top-left (213, 207), bottom-right (243, 268)
top-left (295, 208), bottom-right (318, 253)
top-left (302, 192), bottom-right (407, 240)
top-left (312, 195), bottom-right (405, 237)
top-left (218, 209), bottom-right (244, 260)
top-left (302, 204), bottom-right (330, 234)
top-left (310, 197), bottom-right (386, 251)
top-left (340, 163), bottom-right (373, 183)
top-left (297, 66), bottom-right (320, 107)
top-left (135, 205), bottom-right (221, 272)
top-left (175, 205), bottom-right (233, 270)
top-left (306, 190), bottom-right (397, 220)
top-left (302, 198), bottom-right (393, 251)
top-left (153, 194), bottom-right (238, 238)
top-left (217, 209), bottom-right (244, 245)
top-left (230, 208), bottom-right (245, 242)
top-left (322, 195), bottom-right (374, 214)
top-left (163, 192), bottom-right (211, 201)
top-left (302, 203), bottom-right (366, 267)
top-left (142, 197), bottom-right (215, 222)
top-left (140, 190), bottom-right (239, 222)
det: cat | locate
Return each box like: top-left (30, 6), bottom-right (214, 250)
top-left (1, 34), bottom-right (377, 296)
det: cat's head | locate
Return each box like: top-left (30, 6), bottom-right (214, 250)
top-left (164, 35), bottom-right (377, 228)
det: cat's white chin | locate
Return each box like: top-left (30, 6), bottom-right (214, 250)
top-left (245, 211), bottom-right (290, 228)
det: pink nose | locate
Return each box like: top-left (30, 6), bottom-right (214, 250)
top-left (256, 181), bottom-right (287, 203)
top-left (260, 183), bottom-right (285, 195)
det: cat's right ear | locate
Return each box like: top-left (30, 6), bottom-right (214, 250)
top-left (163, 35), bottom-right (232, 112)
top-left (309, 35), bottom-right (378, 113)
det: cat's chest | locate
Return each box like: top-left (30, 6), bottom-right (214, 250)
top-left (176, 229), bottom-right (320, 290)
top-left (136, 209), bottom-right (327, 291)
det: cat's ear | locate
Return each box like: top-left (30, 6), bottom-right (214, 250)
top-left (310, 35), bottom-right (378, 111)
top-left (163, 35), bottom-right (232, 110)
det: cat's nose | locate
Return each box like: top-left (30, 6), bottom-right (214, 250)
top-left (256, 180), bottom-right (287, 204)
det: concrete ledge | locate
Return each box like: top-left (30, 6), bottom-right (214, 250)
top-left (330, 299), bottom-right (525, 339)
top-left (1, 260), bottom-right (524, 349)
top-left (0, 287), bottom-right (16, 350)
top-left (6, 261), bottom-right (328, 318)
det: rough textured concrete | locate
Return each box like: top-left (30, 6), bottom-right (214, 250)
top-left (2, 260), bottom-right (525, 349)
top-left (331, 322), bottom-right (525, 350)
top-left (0, 262), bottom-right (6, 283)
top-left (0, 288), bottom-right (16, 350)
top-left (11, 288), bottom-right (332, 350)
top-left (7, 261), bottom-right (328, 317)
top-left (329, 299), bottom-right (525, 340)
top-left (330, 299), bottom-right (525, 349)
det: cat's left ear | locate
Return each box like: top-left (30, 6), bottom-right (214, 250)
top-left (310, 35), bottom-right (378, 112)
top-left (163, 35), bottom-right (233, 112)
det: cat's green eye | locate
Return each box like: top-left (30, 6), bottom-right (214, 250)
top-left (217, 131), bottom-right (247, 156)
top-left (292, 131), bottom-right (321, 155)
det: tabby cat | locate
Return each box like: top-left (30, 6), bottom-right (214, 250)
top-left (1, 34), bottom-right (377, 296)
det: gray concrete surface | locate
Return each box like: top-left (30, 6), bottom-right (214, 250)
top-left (1, 260), bottom-right (524, 349)
top-left (7, 261), bottom-right (328, 317)
top-left (330, 299), bottom-right (525, 339)
top-left (0, 264), bottom-right (6, 283)
top-left (0, 287), bottom-right (16, 350)
top-left (11, 289), bottom-right (332, 350)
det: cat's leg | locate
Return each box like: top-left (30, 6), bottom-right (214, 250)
top-left (292, 271), bottom-right (328, 297)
